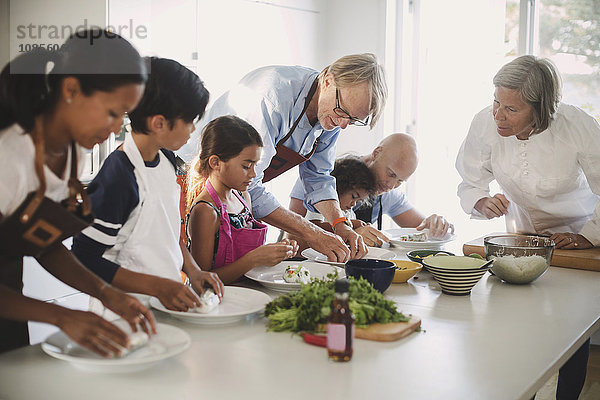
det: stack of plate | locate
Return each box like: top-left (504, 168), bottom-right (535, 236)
top-left (422, 256), bottom-right (492, 296)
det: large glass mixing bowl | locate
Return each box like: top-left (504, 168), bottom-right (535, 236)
top-left (484, 235), bottom-right (555, 284)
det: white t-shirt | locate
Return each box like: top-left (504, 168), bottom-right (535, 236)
top-left (456, 103), bottom-right (600, 245)
top-left (0, 124), bottom-right (86, 217)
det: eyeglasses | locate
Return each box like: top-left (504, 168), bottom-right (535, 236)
top-left (334, 88), bottom-right (370, 127)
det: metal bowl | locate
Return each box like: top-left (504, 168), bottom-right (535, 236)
top-left (484, 235), bottom-right (554, 284)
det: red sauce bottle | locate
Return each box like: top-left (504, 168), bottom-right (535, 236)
top-left (327, 278), bottom-right (355, 361)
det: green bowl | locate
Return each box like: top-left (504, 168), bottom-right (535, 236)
top-left (406, 249), bottom-right (455, 269)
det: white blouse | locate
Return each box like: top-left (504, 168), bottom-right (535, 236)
top-left (456, 103), bottom-right (600, 246)
top-left (0, 124), bottom-right (86, 217)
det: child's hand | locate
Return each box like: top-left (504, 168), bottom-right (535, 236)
top-left (351, 219), bottom-right (369, 229)
top-left (99, 285), bottom-right (156, 336)
top-left (278, 238), bottom-right (299, 258)
top-left (156, 279), bottom-right (203, 312)
top-left (188, 271), bottom-right (224, 301)
top-left (248, 242), bottom-right (296, 267)
top-left (354, 225), bottom-right (390, 247)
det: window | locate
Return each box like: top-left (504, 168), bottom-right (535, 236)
top-left (505, 0), bottom-right (600, 119)
top-left (407, 0), bottom-right (599, 242)
top-left (537, 0), bottom-right (600, 120)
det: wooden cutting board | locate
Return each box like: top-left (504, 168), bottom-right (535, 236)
top-left (462, 233), bottom-right (600, 271)
top-left (317, 316), bottom-right (421, 342)
top-left (356, 316), bottom-right (421, 342)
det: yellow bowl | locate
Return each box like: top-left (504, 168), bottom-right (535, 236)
top-left (387, 260), bottom-right (422, 283)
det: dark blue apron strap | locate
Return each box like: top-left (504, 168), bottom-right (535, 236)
top-left (377, 195), bottom-right (383, 231)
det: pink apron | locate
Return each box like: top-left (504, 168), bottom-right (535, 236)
top-left (206, 180), bottom-right (268, 269)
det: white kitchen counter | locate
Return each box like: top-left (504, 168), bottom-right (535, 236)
top-left (1, 250), bottom-right (599, 400)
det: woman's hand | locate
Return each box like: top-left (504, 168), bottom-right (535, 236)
top-left (549, 232), bottom-right (593, 250)
top-left (474, 194), bottom-right (509, 219)
top-left (247, 241), bottom-right (298, 267)
top-left (55, 308), bottom-right (131, 358)
top-left (99, 285), bottom-right (156, 336)
top-left (188, 270), bottom-right (224, 300)
top-left (156, 279), bottom-right (203, 312)
top-left (354, 225), bottom-right (390, 247)
top-left (416, 214), bottom-right (455, 239)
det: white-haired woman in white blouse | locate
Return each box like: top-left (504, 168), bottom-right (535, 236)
top-left (456, 55), bottom-right (600, 250)
top-left (456, 54), bottom-right (598, 399)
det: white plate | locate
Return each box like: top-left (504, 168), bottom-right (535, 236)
top-left (301, 246), bottom-right (397, 267)
top-left (385, 228), bottom-right (456, 249)
top-left (41, 322), bottom-right (190, 373)
top-left (244, 261), bottom-right (345, 292)
top-left (150, 286), bottom-right (270, 325)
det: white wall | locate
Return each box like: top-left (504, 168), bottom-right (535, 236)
top-left (7, 0), bottom-right (106, 62)
top-left (0, 0), bottom-right (9, 67)
top-left (108, 0), bottom-right (388, 240)
top-left (319, 0), bottom-right (388, 157)
top-left (411, 0), bottom-right (507, 241)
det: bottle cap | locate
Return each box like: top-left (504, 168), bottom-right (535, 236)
top-left (334, 278), bottom-right (349, 293)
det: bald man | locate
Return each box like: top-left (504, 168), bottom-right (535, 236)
top-left (289, 133), bottom-right (454, 247)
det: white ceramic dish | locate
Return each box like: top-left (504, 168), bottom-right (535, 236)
top-left (150, 286), bottom-right (270, 325)
top-left (385, 228), bottom-right (456, 249)
top-left (244, 261), bottom-right (345, 292)
top-left (301, 246), bottom-right (397, 267)
top-left (41, 322), bottom-right (190, 373)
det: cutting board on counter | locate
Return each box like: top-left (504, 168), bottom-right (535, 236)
top-left (462, 234), bottom-right (600, 271)
top-left (317, 316), bottom-right (421, 342)
top-left (356, 316), bottom-right (421, 342)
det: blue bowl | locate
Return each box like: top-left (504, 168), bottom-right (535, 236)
top-left (344, 259), bottom-right (396, 292)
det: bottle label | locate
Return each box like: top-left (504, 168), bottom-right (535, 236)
top-left (327, 323), bottom-right (354, 351)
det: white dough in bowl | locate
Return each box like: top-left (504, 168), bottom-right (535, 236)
top-left (491, 255), bottom-right (548, 283)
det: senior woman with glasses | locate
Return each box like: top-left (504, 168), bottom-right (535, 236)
top-left (456, 54), bottom-right (599, 399)
top-left (180, 54), bottom-right (387, 262)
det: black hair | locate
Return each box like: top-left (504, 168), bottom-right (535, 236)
top-left (332, 156), bottom-right (376, 196)
top-left (128, 57), bottom-right (210, 134)
top-left (0, 28), bottom-right (147, 132)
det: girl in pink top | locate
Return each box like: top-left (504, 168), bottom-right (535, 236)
top-left (186, 116), bottom-right (298, 284)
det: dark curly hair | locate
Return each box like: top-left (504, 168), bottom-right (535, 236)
top-left (332, 156), bottom-right (376, 197)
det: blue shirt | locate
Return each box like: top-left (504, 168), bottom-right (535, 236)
top-left (290, 176), bottom-right (413, 224)
top-left (178, 65), bottom-right (341, 219)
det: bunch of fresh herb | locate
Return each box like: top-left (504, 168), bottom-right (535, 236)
top-left (264, 272), bottom-right (409, 332)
